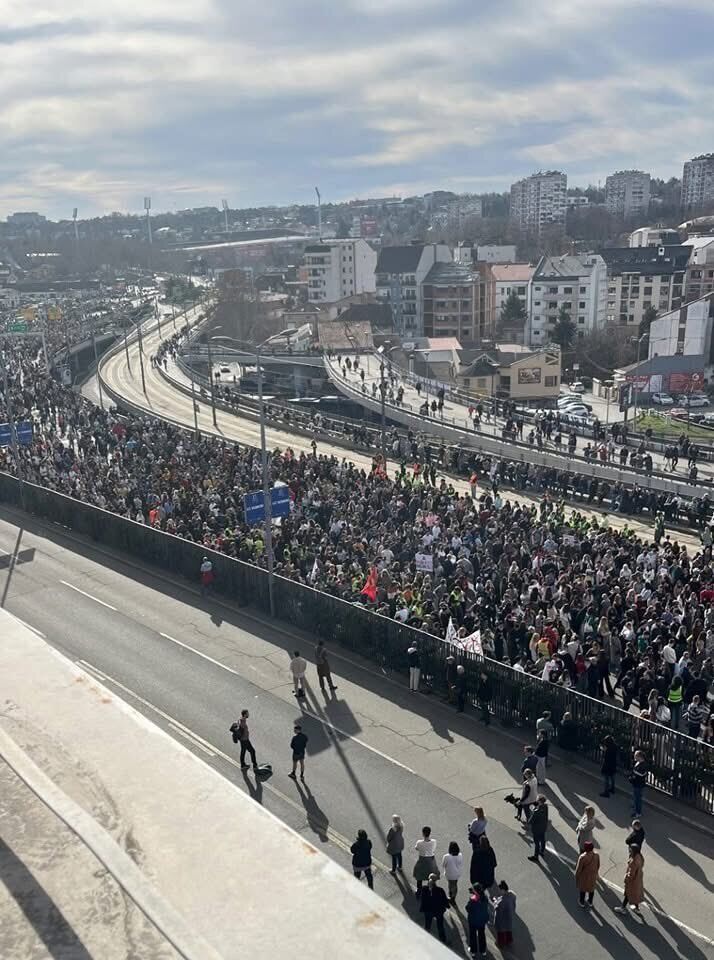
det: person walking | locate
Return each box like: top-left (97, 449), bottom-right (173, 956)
top-left (441, 841), bottom-right (463, 905)
top-left (420, 874), bottom-right (449, 943)
top-left (576, 805), bottom-right (597, 852)
top-left (469, 835), bottom-right (497, 890)
top-left (575, 841), bottom-right (600, 907)
top-left (288, 723), bottom-right (308, 780)
top-left (408, 644), bottom-right (421, 692)
top-left (351, 829), bottom-right (374, 890)
top-left (290, 650), bottom-right (308, 698)
top-left (630, 750), bottom-right (647, 817)
top-left (614, 844), bottom-right (645, 914)
top-left (534, 730), bottom-right (549, 786)
top-left (466, 883), bottom-right (490, 957)
top-left (467, 807), bottom-right (488, 846)
top-left (231, 709), bottom-right (258, 771)
top-left (516, 769), bottom-right (537, 822)
top-left (199, 556), bottom-right (214, 596)
top-left (492, 881), bottom-right (516, 950)
top-left (527, 795), bottom-right (549, 863)
top-left (413, 826), bottom-right (438, 896)
top-left (314, 640), bottom-right (337, 694)
top-left (386, 815), bottom-right (405, 874)
top-left (600, 735), bottom-right (617, 797)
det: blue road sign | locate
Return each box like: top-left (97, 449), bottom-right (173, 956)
top-left (0, 421), bottom-right (33, 447)
top-left (243, 485), bottom-right (291, 524)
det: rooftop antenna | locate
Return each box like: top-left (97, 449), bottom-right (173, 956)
top-left (222, 198), bottom-right (229, 233)
top-left (315, 186), bottom-right (322, 241)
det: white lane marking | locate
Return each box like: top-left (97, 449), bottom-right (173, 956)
top-left (543, 842), bottom-right (714, 947)
top-left (168, 722), bottom-right (215, 757)
top-left (74, 658), bottom-right (391, 870)
top-left (159, 632), bottom-right (415, 775)
top-left (60, 580), bottom-right (117, 611)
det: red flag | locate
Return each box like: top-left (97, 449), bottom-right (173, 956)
top-left (360, 567), bottom-right (378, 602)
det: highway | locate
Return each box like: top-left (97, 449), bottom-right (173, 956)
top-left (97, 308), bottom-right (700, 547)
top-left (1, 507), bottom-right (712, 958)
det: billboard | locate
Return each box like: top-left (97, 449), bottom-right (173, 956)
top-left (625, 373), bottom-right (650, 390)
top-left (517, 367), bottom-right (542, 385)
top-left (668, 371), bottom-right (705, 394)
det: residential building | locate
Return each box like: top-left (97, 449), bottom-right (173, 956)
top-left (457, 344), bottom-right (561, 404)
top-left (600, 245), bottom-right (690, 328)
top-left (681, 153), bottom-right (714, 209)
top-left (647, 292), bottom-right (714, 362)
top-left (605, 170), bottom-right (651, 219)
top-left (683, 237), bottom-right (714, 304)
top-left (375, 243), bottom-right (451, 336)
top-left (566, 195), bottom-right (590, 208)
top-left (530, 254), bottom-right (607, 343)
top-left (476, 244), bottom-right (517, 263)
top-left (629, 226), bottom-right (681, 247)
top-left (6, 211), bottom-right (47, 227)
top-left (421, 260), bottom-right (494, 343)
top-left (303, 239), bottom-right (377, 304)
top-left (510, 171), bottom-right (567, 236)
top-left (491, 263), bottom-right (535, 343)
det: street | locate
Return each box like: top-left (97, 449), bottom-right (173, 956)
top-left (0, 505), bottom-right (711, 960)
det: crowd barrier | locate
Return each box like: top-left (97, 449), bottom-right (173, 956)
top-left (0, 471), bottom-right (711, 814)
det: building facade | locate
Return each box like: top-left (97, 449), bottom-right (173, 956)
top-left (529, 254), bottom-right (607, 344)
top-left (458, 346), bottom-right (561, 403)
top-left (303, 239), bottom-right (377, 304)
top-left (491, 263), bottom-right (535, 343)
top-left (605, 170), bottom-right (651, 219)
top-left (681, 154), bottom-right (714, 209)
top-left (647, 293), bottom-right (714, 361)
top-left (510, 171), bottom-right (567, 236)
top-left (375, 243), bottom-right (451, 336)
top-left (629, 226), bottom-right (681, 248)
top-left (420, 260), bottom-right (494, 343)
top-left (600, 245), bottom-right (690, 328)
top-left (684, 237), bottom-right (714, 304)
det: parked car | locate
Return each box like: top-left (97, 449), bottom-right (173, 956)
top-left (570, 381), bottom-right (585, 393)
top-left (558, 400), bottom-right (590, 413)
top-left (677, 393), bottom-right (709, 408)
top-left (651, 392), bottom-right (674, 406)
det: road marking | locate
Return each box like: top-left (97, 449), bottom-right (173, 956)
top-left (60, 580), bottom-right (117, 611)
top-left (74, 658), bottom-right (391, 872)
top-left (168, 723), bottom-right (215, 757)
top-left (158, 631), bottom-right (415, 775)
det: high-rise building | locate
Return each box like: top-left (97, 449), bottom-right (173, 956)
top-left (375, 243), bottom-right (451, 336)
top-left (605, 170), bottom-right (651, 219)
top-left (303, 239), bottom-right (377, 304)
top-left (600, 245), bottom-right (690, 328)
top-left (681, 153), bottom-right (714, 209)
top-left (509, 171), bottom-right (567, 236)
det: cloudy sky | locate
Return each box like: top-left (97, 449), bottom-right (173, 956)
top-left (2, 0), bottom-right (713, 218)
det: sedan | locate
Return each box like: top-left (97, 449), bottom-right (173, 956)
top-left (677, 394), bottom-right (709, 408)
top-left (651, 393), bottom-right (674, 406)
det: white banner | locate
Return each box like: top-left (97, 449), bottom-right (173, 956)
top-left (415, 552), bottom-right (434, 572)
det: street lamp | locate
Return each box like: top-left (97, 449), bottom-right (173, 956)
top-left (630, 332), bottom-right (649, 429)
top-left (91, 327), bottom-right (105, 410)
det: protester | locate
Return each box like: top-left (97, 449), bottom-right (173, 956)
top-left (420, 874), bottom-right (449, 943)
top-left (231, 709), bottom-right (258, 771)
top-left (466, 883), bottom-right (490, 957)
top-left (351, 829), bottom-right (374, 890)
top-left (527, 795), bottom-right (549, 863)
top-left (630, 751), bottom-right (648, 817)
top-left (467, 807), bottom-right (488, 846)
top-left (469, 835), bottom-right (497, 890)
top-left (414, 826), bottom-right (438, 896)
top-left (289, 650), bottom-right (307, 699)
top-left (314, 640), bottom-right (337, 695)
top-left (441, 841), bottom-right (464, 905)
top-left (600, 735), bottom-right (618, 797)
top-left (386, 815), bottom-right (405, 874)
top-left (576, 805), bottom-right (597, 851)
top-left (575, 841), bottom-right (600, 907)
top-left (288, 723), bottom-right (308, 780)
top-left (625, 819), bottom-right (646, 850)
top-left (614, 844), bottom-right (645, 914)
top-left (492, 881), bottom-right (516, 949)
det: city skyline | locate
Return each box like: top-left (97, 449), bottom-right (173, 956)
top-left (2, 0), bottom-right (714, 219)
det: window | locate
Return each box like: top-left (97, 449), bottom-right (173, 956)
top-left (534, 300), bottom-right (541, 306)
top-left (534, 286), bottom-right (541, 292)
top-left (579, 301), bottom-right (585, 308)
top-left (545, 375), bottom-right (558, 387)
top-left (563, 286), bottom-right (573, 294)
top-left (564, 302), bottom-right (572, 309)
top-left (533, 330), bottom-right (541, 336)
top-left (476, 377), bottom-right (487, 389)
top-left (580, 286), bottom-right (586, 293)
top-left (548, 301), bottom-right (557, 309)
top-left (517, 286), bottom-right (526, 295)
top-left (578, 331), bottom-right (584, 338)
top-left (549, 286), bottom-right (558, 293)
top-left (644, 286), bottom-right (652, 295)
top-left (578, 317), bottom-right (585, 324)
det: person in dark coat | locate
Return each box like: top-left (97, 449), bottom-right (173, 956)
top-left (557, 711), bottom-right (579, 751)
top-left (419, 874), bottom-right (449, 943)
top-left (455, 665), bottom-right (468, 712)
top-left (600, 735), bottom-right (618, 797)
top-left (477, 670), bottom-right (492, 725)
top-left (527, 796), bottom-right (549, 863)
top-left (466, 883), bottom-right (490, 957)
top-left (469, 835), bottom-right (497, 889)
top-left (351, 829), bottom-right (373, 889)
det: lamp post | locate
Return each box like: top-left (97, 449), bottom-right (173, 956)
top-left (137, 317), bottom-right (147, 394)
top-left (124, 323), bottom-right (132, 374)
top-left (91, 328), bottom-right (105, 410)
top-left (632, 333), bottom-right (648, 429)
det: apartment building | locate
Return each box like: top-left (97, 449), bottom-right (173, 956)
top-left (600, 245), bottom-right (690, 328)
top-left (510, 171), bottom-right (567, 236)
top-left (375, 243), bottom-right (451, 336)
top-left (647, 292), bottom-right (714, 362)
top-left (491, 263), bottom-right (535, 343)
top-left (303, 239), bottom-right (377, 304)
top-left (684, 237), bottom-right (714, 304)
top-left (629, 226), bottom-right (681, 248)
top-left (681, 154), bottom-right (714, 209)
top-left (605, 170), bottom-right (651, 219)
top-left (530, 254), bottom-right (607, 344)
top-left (421, 260), bottom-right (495, 343)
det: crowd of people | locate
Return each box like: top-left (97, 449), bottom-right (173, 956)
top-left (1, 336), bottom-right (713, 745)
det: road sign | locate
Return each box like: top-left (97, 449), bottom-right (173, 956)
top-left (8, 322), bottom-right (28, 333)
top-left (243, 485), bottom-right (291, 524)
top-left (0, 421), bottom-right (32, 447)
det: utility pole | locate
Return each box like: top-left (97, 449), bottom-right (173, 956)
top-left (256, 343), bottom-right (275, 618)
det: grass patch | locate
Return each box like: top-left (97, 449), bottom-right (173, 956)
top-left (635, 412), bottom-right (714, 440)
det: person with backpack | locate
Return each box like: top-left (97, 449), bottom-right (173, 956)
top-left (230, 709), bottom-right (258, 771)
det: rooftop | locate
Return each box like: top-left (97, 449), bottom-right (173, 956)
top-left (491, 263), bottom-right (535, 282)
top-left (375, 245), bottom-right (425, 275)
top-left (599, 246), bottom-right (691, 276)
top-left (534, 254), bottom-right (601, 280)
top-left (423, 260), bottom-right (476, 284)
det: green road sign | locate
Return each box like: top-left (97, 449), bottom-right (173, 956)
top-left (8, 322), bottom-right (28, 333)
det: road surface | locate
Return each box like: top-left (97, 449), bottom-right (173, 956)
top-left (0, 505), bottom-right (711, 960)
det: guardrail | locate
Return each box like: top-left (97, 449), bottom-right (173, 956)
top-left (0, 470), bottom-right (711, 814)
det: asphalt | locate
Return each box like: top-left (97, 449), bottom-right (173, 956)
top-left (0, 507), bottom-right (711, 960)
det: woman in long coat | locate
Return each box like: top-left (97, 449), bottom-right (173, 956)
top-left (469, 834), bottom-right (497, 889)
top-left (575, 841), bottom-right (600, 907)
top-left (615, 844), bottom-right (644, 914)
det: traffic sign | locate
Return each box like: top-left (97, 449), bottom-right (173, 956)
top-left (8, 322), bottom-right (28, 333)
top-left (243, 485), bottom-right (291, 524)
top-left (0, 421), bottom-right (33, 447)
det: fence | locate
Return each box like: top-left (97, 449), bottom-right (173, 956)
top-left (1, 471), bottom-right (712, 814)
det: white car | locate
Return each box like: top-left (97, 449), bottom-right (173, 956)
top-left (558, 399), bottom-right (588, 412)
top-left (677, 393), bottom-right (709, 408)
top-left (651, 392), bottom-right (674, 406)
top-left (570, 381), bottom-right (585, 393)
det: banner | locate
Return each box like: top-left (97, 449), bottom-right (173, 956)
top-left (415, 552), bottom-right (434, 572)
top-left (456, 629), bottom-right (483, 656)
